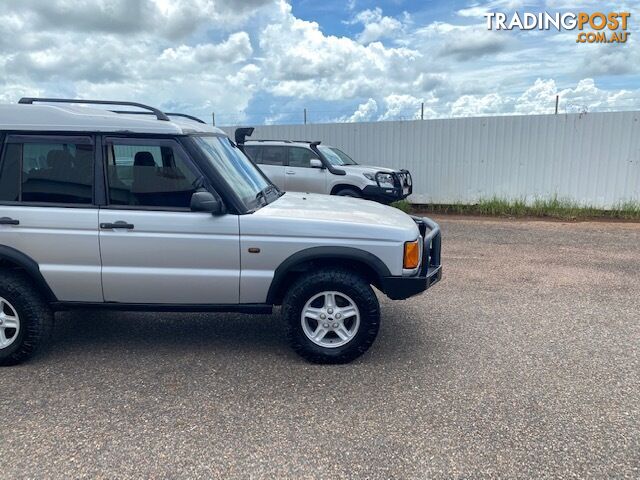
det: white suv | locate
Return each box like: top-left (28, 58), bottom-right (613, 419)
top-left (236, 129), bottom-right (412, 204)
top-left (0, 98), bottom-right (441, 366)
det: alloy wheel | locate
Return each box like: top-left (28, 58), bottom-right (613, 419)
top-left (300, 291), bottom-right (360, 348)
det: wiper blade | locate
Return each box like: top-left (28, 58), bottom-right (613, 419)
top-left (266, 185), bottom-right (279, 196)
top-left (256, 189), bottom-right (268, 206)
top-left (255, 185), bottom-right (280, 207)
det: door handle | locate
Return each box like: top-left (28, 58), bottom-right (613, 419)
top-left (100, 221), bottom-right (134, 230)
top-left (285, 170), bottom-right (295, 175)
top-left (0, 217), bottom-right (19, 226)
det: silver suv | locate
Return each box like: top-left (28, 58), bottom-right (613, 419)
top-left (0, 98), bottom-right (441, 366)
top-left (236, 129), bottom-right (412, 204)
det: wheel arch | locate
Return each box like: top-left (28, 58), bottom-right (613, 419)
top-left (0, 246), bottom-right (57, 302)
top-left (266, 246), bottom-right (390, 305)
top-left (330, 184), bottom-right (362, 195)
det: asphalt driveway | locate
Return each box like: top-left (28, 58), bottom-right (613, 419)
top-left (1, 216), bottom-right (639, 479)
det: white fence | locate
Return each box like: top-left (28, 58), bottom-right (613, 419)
top-left (223, 111), bottom-right (640, 208)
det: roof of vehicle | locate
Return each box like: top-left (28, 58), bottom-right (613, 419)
top-left (244, 140), bottom-right (322, 147)
top-left (0, 103), bottom-right (226, 135)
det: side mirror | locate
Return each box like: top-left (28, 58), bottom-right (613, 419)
top-left (191, 191), bottom-right (224, 215)
top-left (310, 158), bottom-right (324, 169)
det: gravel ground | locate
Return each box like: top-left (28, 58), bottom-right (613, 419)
top-left (1, 216), bottom-right (639, 479)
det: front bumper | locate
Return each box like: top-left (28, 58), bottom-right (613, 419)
top-left (362, 170), bottom-right (413, 203)
top-left (380, 216), bottom-right (442, 300)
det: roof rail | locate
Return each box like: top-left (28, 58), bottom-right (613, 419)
top-left (18, 97), bottom-right (171, 121)
top-left (111, 110), bottom-right (206, 124)
top-left (245, 139), bottom-right (321, 145)
top-left (166, 113), bottom-right (206, 124)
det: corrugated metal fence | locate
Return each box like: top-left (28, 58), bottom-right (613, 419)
top-left (223, 111), bottom-right (640, 208)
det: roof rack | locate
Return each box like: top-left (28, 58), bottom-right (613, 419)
top-left (245, 140), bottom-right (321, 145)
top-left (111, 110), bottom-right (206, 124)
top-left (18, 97), bottom-right (171, 121)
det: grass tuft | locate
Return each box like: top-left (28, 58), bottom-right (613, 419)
top-left (392, 196), bottom-right (640, 221)
top-left (390, 200), bottom-right (412, 213)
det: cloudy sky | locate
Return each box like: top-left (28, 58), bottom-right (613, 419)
top-left (0, 0), bottom-right (638, 125)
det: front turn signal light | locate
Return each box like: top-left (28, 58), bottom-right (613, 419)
top-left (403, 240), bottom-right (420, 269)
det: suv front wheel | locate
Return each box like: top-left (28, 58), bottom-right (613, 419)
top-left (283, 268), bottom-right (380, 363)
top-left (0, 270), bottom-right (53, 366)
top-left (334, 187), bottom-right (362, 198)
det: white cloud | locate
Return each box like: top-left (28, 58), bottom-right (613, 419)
top-left (544, 0), bottom-right (601, 8)
top-left (333, 94), bottom-right (438, 123)
top-left (556, 78), bottom-right (640, 114)
top-left (352, 98), bottom-right (379, 122)
top-left (451, 92), bottom-right (510, 116)
top-left (448, 78), bottom-right (640, 117)
top-left (0, 0), bottom-right (637, 126)
top-left (349, 8), bottom-right (408, 44)
top-left (9, 0), bottom-right (276, 38)
top-left (0, 2), bottom-right (268, 121)
top-left (159, 32), bottom-right (253, 68)
top-left (417, 22), bottom-right (509, 60)
top-left (579, 42), bottom-right (640, 77)
top-left (259, 1), bottom-right (420, 100)
top-left (342, 98), bottom-right (378, 122)
top-left (379, 94), bottom-right (431, 120)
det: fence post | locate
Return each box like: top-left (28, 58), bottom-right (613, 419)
top-left (304, 108), bottom-right (307, 125)
top-left (555, 95), bottom-right (559, 114)
top-left (421, 102), bottom-right (424, 120)
top-left (212, 112), bottom-right (215, 126)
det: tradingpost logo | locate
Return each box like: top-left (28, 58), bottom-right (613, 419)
top-left (485, 11), bottom-right (631, 44)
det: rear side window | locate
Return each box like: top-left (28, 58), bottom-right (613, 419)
top-left (0, 137), bottom-right (94, 204)
top-left (258, 146), bottom-right (286, 166)
top-left (288, 147), bottom-right (318, 168)
top-left (105, 139), bottom-right (200, 209)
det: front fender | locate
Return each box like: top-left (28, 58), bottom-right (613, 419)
top-left (266, 246), bottom-right (391, 304)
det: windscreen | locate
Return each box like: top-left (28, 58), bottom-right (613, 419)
top-left (318, 146), bottom-right (358, 166)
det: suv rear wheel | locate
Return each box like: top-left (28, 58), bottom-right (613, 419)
top-left (0, 270), bottom-right (53, 366)
top-left (283, 268), bottom-right (380, 363)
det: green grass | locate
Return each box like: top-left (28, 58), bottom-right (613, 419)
top-left (390, 199), bottom-right (412, 213)
top-left (392, 196), bottom-right (640, 221)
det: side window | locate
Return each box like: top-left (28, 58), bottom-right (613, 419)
top-left (0, 138), bottom-right (94, 204)
top-left (243, 145), bottom-right (261, 163)
top-left (260, 146), bottom-right (286, 166)
top-left (106, 140), bottom-right (200, 209)
top-left (110, 144), bottom-right (162, 188)
top-left (288, 147), bottom-right (318, 168)
top-left (0, 144), bottom-right (20, 202)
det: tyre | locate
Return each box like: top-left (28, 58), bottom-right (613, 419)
top-left (283, 268), bottom-right (380, 364)
top-left (0, 270), bottom-right (53, 366)
top-left (334, 187), bottom-right (362, 198)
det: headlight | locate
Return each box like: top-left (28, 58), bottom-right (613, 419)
top-left (376, 173), bottom-right (395, 188)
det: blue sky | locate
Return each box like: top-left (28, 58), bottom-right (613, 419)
top-left (293, 0), bottom-right (458, 36)
top-left (0, 0), bottom-right (638, 125)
